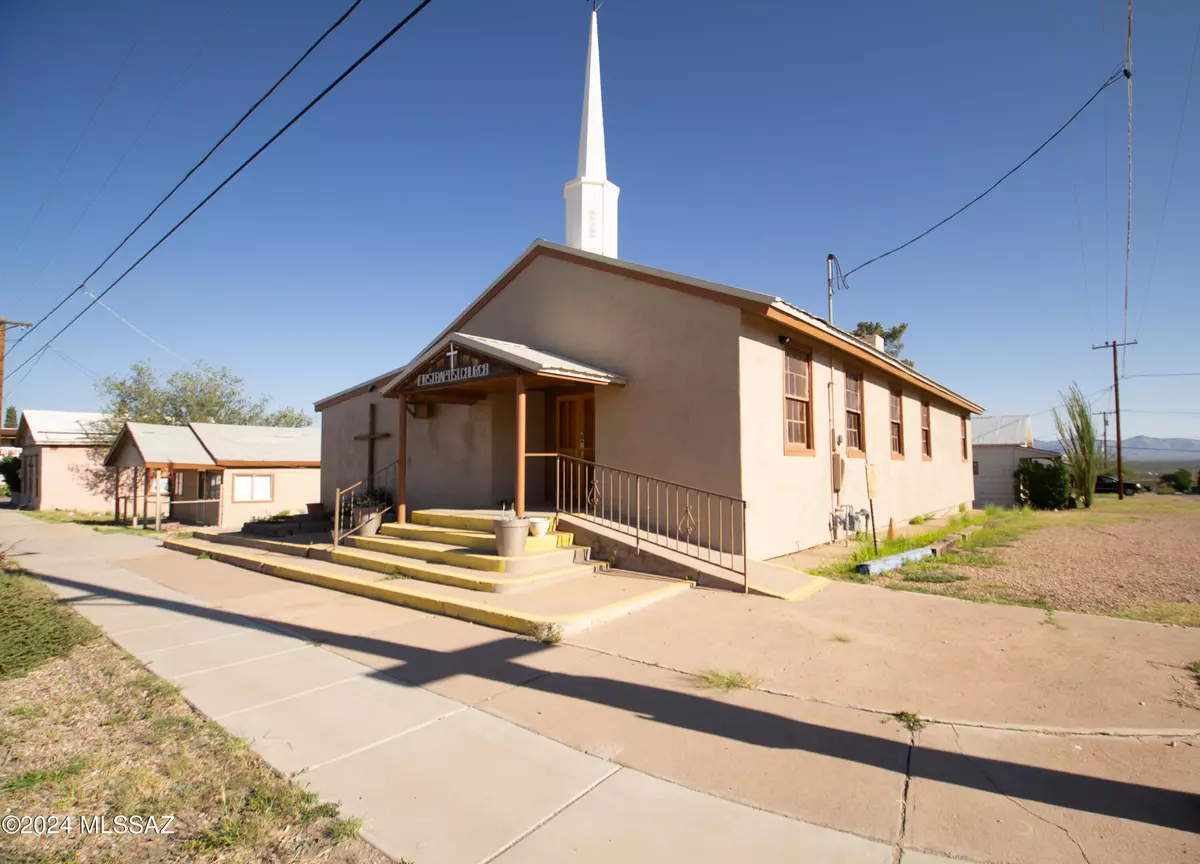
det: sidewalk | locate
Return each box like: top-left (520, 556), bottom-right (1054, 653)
top-left (1, 512), bottom-right (910, 864)
top-left (4, 510), bottom-right (1198, 864)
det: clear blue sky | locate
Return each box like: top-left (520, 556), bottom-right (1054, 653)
top-left (1, 0), bottom-right (1197, 439)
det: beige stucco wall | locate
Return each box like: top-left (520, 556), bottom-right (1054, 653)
top-left (319, 393), bottom-right (401, 510)
top-left (25, 445), bottom-right (115, 513)
top-left (739, 315), bottom-right (974, 558)
top-left (460, 254), bottom-right (744, 500)
top-left (220, 467), bottom-right (320, 528)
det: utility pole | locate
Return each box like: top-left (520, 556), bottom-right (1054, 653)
top-left (1092, 340), bottom-right (1137, 499)
top-left (1092, 410), bottom-right (1111, 468)
top-left (0, 319), bottom-right (33, 427)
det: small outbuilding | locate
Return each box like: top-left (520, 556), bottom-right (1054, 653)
top-left (103, 422), bottom-right (321, 529)
top-left (971, 415), bottom-right (1060, 509)
top-left (14, 410), bottom-right (112, 512)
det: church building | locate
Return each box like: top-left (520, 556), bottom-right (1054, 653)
top-left (316, 10), bottom-right (981, 564)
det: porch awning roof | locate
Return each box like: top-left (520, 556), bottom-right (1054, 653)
top-left (382, 332), bottom-right (627, 394)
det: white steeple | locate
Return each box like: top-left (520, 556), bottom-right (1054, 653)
top-left (564, 8), bottom-right (619, 258)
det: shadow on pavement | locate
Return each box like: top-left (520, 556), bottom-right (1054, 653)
top-left (30, 568), bottom-right (1200, 834)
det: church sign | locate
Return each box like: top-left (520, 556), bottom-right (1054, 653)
top-left (417, 362), bottom-right (490, 387)
top-left (405, 343), bottom-right (512, 391)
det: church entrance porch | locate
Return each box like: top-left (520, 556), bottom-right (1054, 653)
top-left (378, 332), bottom-right (626, 525)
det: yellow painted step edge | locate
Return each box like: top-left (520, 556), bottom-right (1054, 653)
top-left (748, 576), bottom-right (830, 602)
top-left (348, 535), bottom-right (574, 573)
top-left (329, 547), bottom-right (589, 593)
top-left (165, 538), bottom-right (686, 637)
top-left (379, 524), bottom-right (561, 553)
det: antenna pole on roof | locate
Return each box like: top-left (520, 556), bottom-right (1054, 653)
top-left (826, 255), bottom-right (836, 325)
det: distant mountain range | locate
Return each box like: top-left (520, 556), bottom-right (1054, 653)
top-left (1032, 437), bottom-right (1200, 462)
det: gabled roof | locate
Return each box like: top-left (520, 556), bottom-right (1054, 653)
top-left (383, 332), bottom-right (626, 395)
top-left (189, 423), bottom-right (320, 466)
top-left (103, 422), bottom-right (216, 469)
top-left (17, 410), bottom-right (106, 446)
top-left (972, 415), bottom-right (1034, 447)
top-left (314, 366), bottom-right (406, 413)
top-left (368, 239), bottom-right (983, 414)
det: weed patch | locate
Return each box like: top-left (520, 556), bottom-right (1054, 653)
top-left (0, 566), bottom-right (99, 680)
top-left (531, 622), bottom-right (563, 645)
top-left (695, 668), bottom-right (760, 692)
top-left (892, 711), bottom-right (926, 732)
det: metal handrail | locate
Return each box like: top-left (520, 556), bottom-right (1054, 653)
top-left (333, 460), bottom-right (398, 545)
top-left (552, 453), bottom-right (748, 587)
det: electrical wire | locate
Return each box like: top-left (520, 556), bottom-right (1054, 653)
top-left (1133, 12), bottom-right (1200, 340)
top-left (1121, 0), bottom-right (1132, 370)
top-left (47, 345), bottom-right (99, 382)
top-left (6, 0), bottom-right (369, 359)
top-left (5, 0), bottom-right (437, 384)
top-left (1049, 0), bottom-right (1094, 332)
top-left (1121, 371), bottom-right (1200, 379)
top-left (843, 67), bottom-right (1127, 280)
top-left (86, 292), bottom-right (199, 368)
top-left (20, 0), bottom-right (240, 311)
top-left (0, 0), bottom-right (164, 284)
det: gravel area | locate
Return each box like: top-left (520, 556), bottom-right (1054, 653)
top-left (950, 501), bottom-right (1200, 614)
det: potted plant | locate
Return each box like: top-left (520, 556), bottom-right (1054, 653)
top-left (351, 488), bottom-right (391, 537)
top-left (492, 507), bottom-right (530, 557)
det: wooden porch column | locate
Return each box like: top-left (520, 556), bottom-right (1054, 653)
top-left (131, 467), bottom-right (139, 528)
top-left (154, 468), bottom-right (162, 532)
top-left (396, 393), bottom-right (408, 523)
top-left (141, 469), bottom-right (149, 526)
top-left (113, 467), bottom-right (120, 522)
top-left (515, 376), bottom-right (527, 518)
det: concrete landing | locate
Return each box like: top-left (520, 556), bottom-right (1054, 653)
top-left (165, 535), bottom-right (689, 637)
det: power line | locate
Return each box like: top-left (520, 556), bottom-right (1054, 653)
top-left (1133, 11), bottom-right (1200, 340)
top-left (1122, 371), bottom-right (1200, 379)
top-left (47, 345), bottom-right (99, 382)
top-left (1121, 0), bottom-right (1133, 370)
top-left (6, 0), bottom-right (369, 359)
top-left (843, 66), bottom-right (1127, 279)
top-left (6, 347), bottom-right (49, 396)
top-left (87, 292), bottom-right (198, 368)
top-left (5, 0), bottom-right (437, 383)
top-left (1049, 0), bottom-right (1093, 333)
top-left (20, 0), bottom-right (240, 309)
top-left (0, 0), bottom-right (164, 284)
top-left (1121, 410), bottom-right (1200, 416)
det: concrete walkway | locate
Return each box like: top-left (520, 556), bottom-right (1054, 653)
top-left (5, 510), bottom-right (1198, 864)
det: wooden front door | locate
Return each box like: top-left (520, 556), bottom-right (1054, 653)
top-left (555, 394), bottom-right (595, 461)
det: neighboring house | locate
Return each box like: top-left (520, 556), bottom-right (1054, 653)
top-left (971, 415), bottom-right (1060, 509)
top-left (104, 422), bottom-right (321, 529)
top-left (14, 410), bottom-right (112, 512)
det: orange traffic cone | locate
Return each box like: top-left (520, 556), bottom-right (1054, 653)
top-left (887, 518), bottom-right (897, 542)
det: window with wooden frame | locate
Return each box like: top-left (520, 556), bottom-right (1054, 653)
top-left (172, 471), bottom-right (184, 496)
top-left (845, 370), bottom-right (865, 455)
top-left (784, 348), bottom-right (813, 453)
top-left (920, 402), bottom-right (932, 459)
top-left (232, 474), bottom-right (273, 503)
top-left (889, 388), bottom-right (904, 457)
top-left (961, 416), bottom-right (969, 461)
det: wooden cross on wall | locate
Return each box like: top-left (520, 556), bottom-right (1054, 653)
top-left (354, 402), bottom-right (392, 483)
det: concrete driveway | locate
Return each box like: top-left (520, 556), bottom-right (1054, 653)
top-left (3, 510), bottom-right (1197, 864)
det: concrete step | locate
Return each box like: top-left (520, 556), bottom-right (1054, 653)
top-left (164, 536), bottom-right (690, 637)
top-left (195, 530), bottom-right (592, 594)
top-left (412, 508), bottom-right (521, 533)
top-left (345, 534), bottom-right (580, 574)
top-left (379, 520), bottom-right (574, 553)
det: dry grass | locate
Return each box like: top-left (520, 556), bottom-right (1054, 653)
top-left (0, 568), bottom-right (387, 864)
top-left (882, 496), bottom-right (1200, 624)
top-left (22, 509), bottom-right (165, 538)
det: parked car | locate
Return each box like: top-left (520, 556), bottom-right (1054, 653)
top-left (1095, 475), bottom-right (1141, 496)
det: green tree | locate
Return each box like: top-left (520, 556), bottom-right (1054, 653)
top-left (94, 362), bottom-right (312, 433)
top-left (1167, 469), bottom-right (1194, 493)
top-left (0, 453), bottom-right (18, 495)
top-left (1053, 383), bottom-right (1099, 508)
top-left (3, 406), bottom-right (16, 428)
top-left (851, 321), bottom-right (914, 368)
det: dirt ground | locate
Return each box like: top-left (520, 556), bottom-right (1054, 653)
top-left (893, 495), bottom-right (1200, 622)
